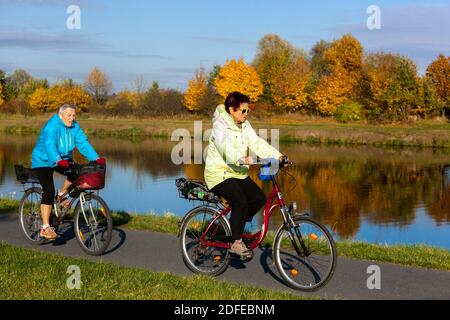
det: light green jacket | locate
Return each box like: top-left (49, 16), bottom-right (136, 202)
top-left (204, 104), bottom-right (282, 190)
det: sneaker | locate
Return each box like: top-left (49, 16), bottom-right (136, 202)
top-left (229, 240), bottom-right (253, 260)
top-left (40, 226), bottom-right (57, 240)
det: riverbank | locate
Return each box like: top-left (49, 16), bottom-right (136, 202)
top-left (2, 198), bottom-right (449, 271)
top-left (2, 114), bottom-right (450, 147)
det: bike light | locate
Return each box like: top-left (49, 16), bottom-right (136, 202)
top-left (291, 269), bottom-right (299, 276)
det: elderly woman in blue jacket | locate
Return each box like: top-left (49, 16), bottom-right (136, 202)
top-left (32, 103), bottom-right (105, 240)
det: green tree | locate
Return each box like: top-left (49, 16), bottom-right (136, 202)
top-left (310, 40), bottom-right (332, 79)
top-left (252, 34), bottom-right (304, 102)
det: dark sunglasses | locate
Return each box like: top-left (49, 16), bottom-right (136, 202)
top-left (240, 107), bottom-right (250, 115)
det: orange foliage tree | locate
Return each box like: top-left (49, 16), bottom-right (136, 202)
top-left (272, 56), bottom-right (311, 111)
top-left (85, 67), bottom-right (112, 105)
top-left (0, 83), bottom-right (4, 106)
top-left (426, 54), bottom-right (450, 106)
top-left (312, 34), bottom-right (363, 115)
top-left (184, 69), bottom-right (209, 112)
top-left (214, 58), bottom-right (263, 102)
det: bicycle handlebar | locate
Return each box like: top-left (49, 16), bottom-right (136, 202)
top-left (238, 156), bottom-right (293, 168)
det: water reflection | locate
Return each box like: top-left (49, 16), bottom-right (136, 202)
top-left (1, 134), bottom-right (450, 248)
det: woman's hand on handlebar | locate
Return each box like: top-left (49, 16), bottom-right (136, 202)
top-left (279, 155), bottom-right (291, 168)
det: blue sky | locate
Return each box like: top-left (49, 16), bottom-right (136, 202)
top-left (0, 0), bottom-right (449, 92)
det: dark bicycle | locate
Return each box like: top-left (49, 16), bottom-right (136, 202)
top-left (176, 158), bottom-right (337, 291)
top-left (14, 161), bottom-right (112, 256)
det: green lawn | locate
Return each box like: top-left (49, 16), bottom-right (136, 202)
top-left (0, 241), bottom-right (311, 300)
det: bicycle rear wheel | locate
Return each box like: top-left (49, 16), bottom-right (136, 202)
top-left (273, 215), bottom-right (337, 291)
top-left (180, 206), bottom-right (231, 276)
top-left (19, 187), bottom-right (46, 245)
top-left (73, 193), bottom-right (112, 256)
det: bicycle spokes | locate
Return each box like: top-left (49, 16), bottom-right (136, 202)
top-left (75, 194), bottom-right (111, 254)
top-left (274, 217), bottom-right (336, 290)
top-left (19, 189), bottom-right (44, 243)
top-left (180, 207), bottom-right (231, 276)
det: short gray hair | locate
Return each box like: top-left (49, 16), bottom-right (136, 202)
top-left (58, 103), bottom-right (77, 115)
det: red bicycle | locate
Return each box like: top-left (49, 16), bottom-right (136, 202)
top-left (176, 158), bottom-right (337, 291)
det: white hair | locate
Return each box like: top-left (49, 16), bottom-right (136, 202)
top-left (58, 104), bottom-right (77, 115)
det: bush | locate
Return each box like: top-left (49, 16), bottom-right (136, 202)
top-left (335, 101), bottom-right (363, 123)
top-left (0, 99), bottom-right (29, 114)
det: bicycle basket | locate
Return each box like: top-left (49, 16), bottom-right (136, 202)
top-left (14, 165), bottom-right (39, 183)
top-left (73, 163), bottom-right (106, 190)
top-left (175, 178), bottom-right (219, 203)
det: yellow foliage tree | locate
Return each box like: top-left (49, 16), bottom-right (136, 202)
top-left (51, 84), bottom-right (92, 112)
top-left (29, 84), bottom-right (91, 112)
top-left (426, 54), bottom-right (450, 105)
top-left (214, 58), bottom-right (263, 102)
top-left (184, 69), bottom-right (209, 112)
top-left (272, 56), bottom-right (311, 111)
top-left (312, 34), bottom-right (363, 115)
top-left (29, 87), bottom-right (55, 112)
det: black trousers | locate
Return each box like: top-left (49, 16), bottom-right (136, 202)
top-left (34, 167), bottom-right (76, 205)
top-left (211, 177), bottom-right (266, 241)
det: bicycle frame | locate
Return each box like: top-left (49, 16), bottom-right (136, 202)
top-left (198, 175), bottom-right (293, 250)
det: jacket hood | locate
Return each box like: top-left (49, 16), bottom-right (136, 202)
top-left (213, 104), bottom-right (247, 130)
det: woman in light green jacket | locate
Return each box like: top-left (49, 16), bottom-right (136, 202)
top-left (205, 92), bottom-right (285, 259)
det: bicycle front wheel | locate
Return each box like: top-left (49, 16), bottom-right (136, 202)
top-left (180, 206), bottom-right (231, 276)
top-left (19, 187), bottom-right (46, 245)
top-left (273, 215), bottom-right (337, 291)
top-left (74, 193), bottom-right (112, 256)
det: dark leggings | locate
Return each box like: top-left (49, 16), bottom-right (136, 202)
top-left (211, 177), bottom-right (266, 241)
top-left (34, 167), bottom-right (76, 205)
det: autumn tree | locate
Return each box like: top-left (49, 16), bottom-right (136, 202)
top-left (85, 67), bottom-right (112, 105)
top-left (361, 53), bottom-right (422, 121)
top-left (105, 90), bottom-right (137, 116)
top-left (28, 87), bottom-right (55, 112)
top-left (184, 69), bottom-right (209, 113)
top-left (214, 58), bottom-right (263, 102)
top-left (2, 69), bottom-right (48, 101)
top-left (312, 34), bottom-right (363, 115)
top-left (426, 54), bottom-right (450, 110)
top-left (0, 83), bottom-right (4, 106)
top-left (252, 34), bottom-right (304, 102)
top-left (29, 81), bottom-right (91, 112)
top-left (272, 56), bottom-right (311, 111)
top-left (310, 40), bottom-right (332, 79)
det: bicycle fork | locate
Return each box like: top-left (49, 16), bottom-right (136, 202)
top-left (280, 206), bottom-right (311, 257)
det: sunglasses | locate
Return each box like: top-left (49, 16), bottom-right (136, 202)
top-left (240, 107), bottom-right (250, 115)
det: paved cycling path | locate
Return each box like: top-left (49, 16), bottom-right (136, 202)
top-left (0, 213), bottom-right (449, 300)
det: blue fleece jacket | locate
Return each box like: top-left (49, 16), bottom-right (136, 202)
top-left (31, 114), bottom-right (99, 169)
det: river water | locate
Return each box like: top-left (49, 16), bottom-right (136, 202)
top-left (1, 134), bottom-right (449, 249)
